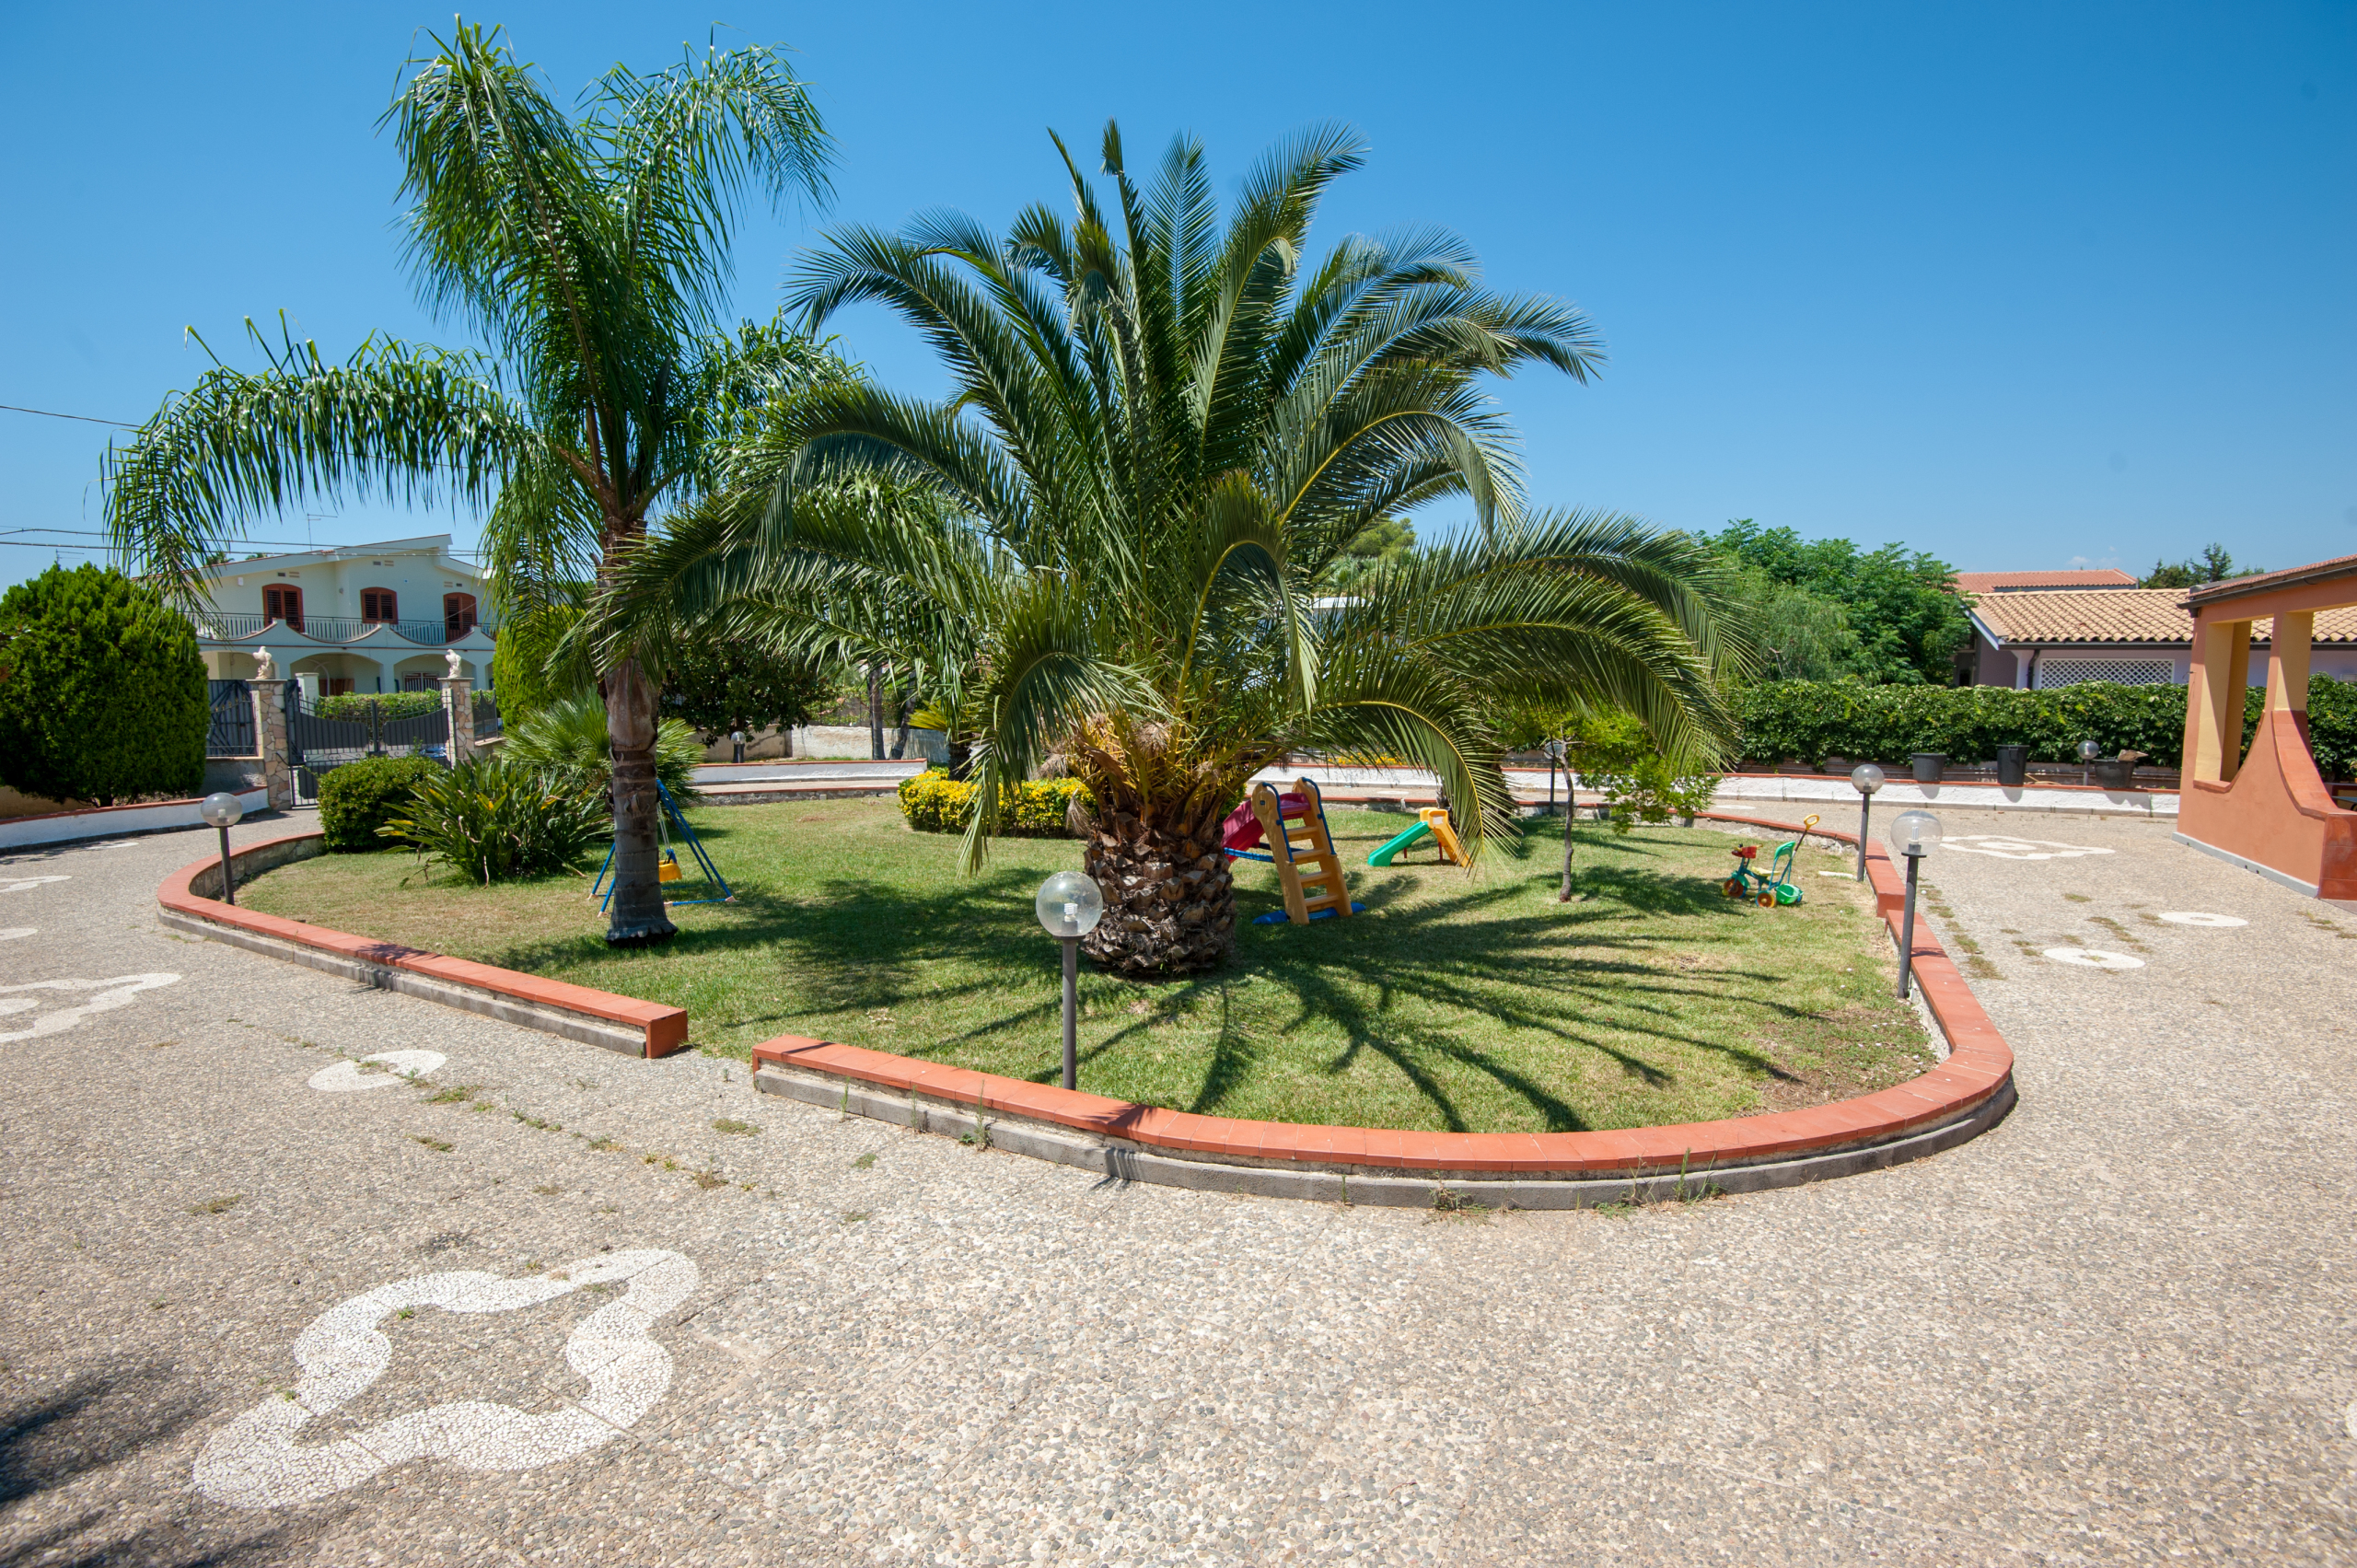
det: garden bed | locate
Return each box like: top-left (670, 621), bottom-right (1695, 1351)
top-left (234, 798), bottom-right (1934, 1135)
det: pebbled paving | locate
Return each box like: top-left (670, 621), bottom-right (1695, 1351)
top-left (0, 808), bottom-right (2349, 1565)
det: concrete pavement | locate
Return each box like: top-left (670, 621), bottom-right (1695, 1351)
top-left (0, 810), bottom-right (2350, 1564)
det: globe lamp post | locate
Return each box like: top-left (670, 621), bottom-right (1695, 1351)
top-left (2078, 738), bottom-right (2100, 788)
top-left (1035, 872), bottom-right (1104, 1091)
top-left (200, 792), bottom-right (244, 905)
top-left (1885, 810), bottom-right (1943, 1001)
top-left (1848, 764), bottom-right (1885, 881)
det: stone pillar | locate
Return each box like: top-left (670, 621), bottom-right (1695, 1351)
top-left (441, 677), bottom-right (475, 763)
top-left (252, 679), bottom-right (294, 809)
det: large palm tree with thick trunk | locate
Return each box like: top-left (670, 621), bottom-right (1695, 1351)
top-left (597, 122), bottom-right (1747, 975)
top-left (104, 22), bottom-right (836, 944)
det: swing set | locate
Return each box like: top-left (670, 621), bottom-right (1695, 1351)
top-left (593, 780), bottom-right (735, 912)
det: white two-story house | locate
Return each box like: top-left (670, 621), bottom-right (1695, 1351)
top-left (192, 534), bottom-right (497, 700)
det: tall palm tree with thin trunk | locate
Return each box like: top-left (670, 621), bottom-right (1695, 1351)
top-left (598, 122), bottom-right (1748, 975)
top-left (104, 21), bottom-right (837, 943)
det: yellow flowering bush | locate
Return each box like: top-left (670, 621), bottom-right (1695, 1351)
top-left (897, 772), bottom-right (1090, 837)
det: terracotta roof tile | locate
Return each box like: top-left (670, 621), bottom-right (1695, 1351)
top-left (1970, 588), bottom-right (2357, 646)
top-left (1953, 569), bottom-right (2138, 594)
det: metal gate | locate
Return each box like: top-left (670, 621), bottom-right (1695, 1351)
top-left (207, 679), bottom-right (255, 757)
top-left (287, 693), bottom-right (452, 806)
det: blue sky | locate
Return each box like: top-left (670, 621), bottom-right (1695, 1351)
top-left (1, 2), bottom-right (2350, 588)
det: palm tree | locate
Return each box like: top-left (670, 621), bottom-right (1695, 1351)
top-left (103, 22), bottom-right (837, 944)
top-left (598, 122), bottom-right (1746, 976)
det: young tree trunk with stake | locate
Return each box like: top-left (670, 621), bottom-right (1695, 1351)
top-left (603, 656), bottom-right (675, 943)
top-left (867, 664), bottom-right (884, 760)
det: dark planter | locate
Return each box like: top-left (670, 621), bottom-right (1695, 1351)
top-left (2092, 759), bottom-right (2135, 790)
top-left (1994, 745), bottom-right (2029, 787)
top-left (1910, 752), bottom-right (1946, 784)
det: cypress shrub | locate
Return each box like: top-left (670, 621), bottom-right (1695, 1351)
top-left (0, 563), bottom-right (207, 806)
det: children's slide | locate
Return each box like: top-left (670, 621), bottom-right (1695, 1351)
top-left (1367, 807), bottom-right (1467, 867)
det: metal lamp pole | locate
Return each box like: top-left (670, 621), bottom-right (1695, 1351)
top-left (200, 792), bottom-right (244, 904)
top-left (1059, 935), bottom-right (1079, 1089)
top-left (1885, 810), bottom-right (1943, 1001)
top-left (1897, 846), bottom-right (1923, 999)
top-left (1035, 872), bottom-right (1105, 1093)
top-left (1848, 764), bottom-right (1885, 881)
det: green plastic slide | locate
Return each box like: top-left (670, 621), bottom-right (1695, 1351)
top-left (1367, 820), bottom-right (1434, 866)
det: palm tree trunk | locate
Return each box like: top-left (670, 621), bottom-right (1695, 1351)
top-left (604, 656), bottom-right (678, 946)
top-left (1079, 809), bottom-right (1237, 977)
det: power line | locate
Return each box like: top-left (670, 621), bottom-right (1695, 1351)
top-left (0, 402), bottom-right (136, 428)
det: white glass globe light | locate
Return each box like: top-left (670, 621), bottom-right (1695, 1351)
top-left (2078, 739), bottom-right (2102, 761)
top-left (200, 792), bottom-right (244, 829)
top-left (1886, 810), bottom-right (1943, 858)
top-left (1850, 763), bottom-right (1885, 796)
top-left (1035, 871), bottom-right (1104, 937)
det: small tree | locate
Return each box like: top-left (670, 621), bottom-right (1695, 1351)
top-left (489, 598), bottom-right (596, 725)
top-left (0, 564), bottom-right (208, 806)
top-left (660, 641), bottom-right (834, 745)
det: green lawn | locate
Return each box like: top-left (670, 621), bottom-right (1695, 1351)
top-left (240, 798), bottom-right (1934, 1134)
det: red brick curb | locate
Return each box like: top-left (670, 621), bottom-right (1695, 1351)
top-left (155, 816), bottom-right (2012, 1191)
top-left (157, 830), bottom-right (688, 1059)
top-left (751, 809), bottom-right (2013, 1183)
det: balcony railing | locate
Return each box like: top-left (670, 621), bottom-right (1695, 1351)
top-left (192, 612), bottom-right (494, 645)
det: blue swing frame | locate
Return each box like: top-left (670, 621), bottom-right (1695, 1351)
top-left (593, 781), bottom-right (736, 911)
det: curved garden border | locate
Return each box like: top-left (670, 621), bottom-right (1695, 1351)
top-left (157, 831), bottom-right (687, 1058)
top-left (157, 813), bottom-right (2013, 1207)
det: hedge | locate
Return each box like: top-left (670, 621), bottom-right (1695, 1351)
top-left (1732, 677), bottom-right (2357, 778)
top-left (313, 691), bottom-right (442, 722)
top-left (0, 563), bottom-right (207, 806)
top-left (318, 755), bottom-right (444, 851)
top-left (898, 772), bottom-right (1090, 836)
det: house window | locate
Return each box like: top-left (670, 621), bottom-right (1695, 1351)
top-left (444, 593), bottom-right (478, 639)
top-left (263, 584), bottom-right (303, 632)
top-left (2037, 657), bottom-right (2177, 689)
top-left (360, 587), bottom-right (398, 623)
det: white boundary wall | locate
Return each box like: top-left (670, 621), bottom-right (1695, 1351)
top-left (0, 788), bottom-right (274, 851)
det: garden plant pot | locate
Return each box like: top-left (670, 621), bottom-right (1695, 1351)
top-left (1910, 752), bottom-right (1945, 784)
top-left (2092, 759), bottom-right (2134, 790)
top-left (1995, 744), bottom-right (2028, 787)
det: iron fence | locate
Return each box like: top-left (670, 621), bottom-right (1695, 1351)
top-left (285, 691), bottom-right (452, 806)
top-left (206, 679), bottom-right (255, 757)
top-left (472, 691), bottom-right (503, 739)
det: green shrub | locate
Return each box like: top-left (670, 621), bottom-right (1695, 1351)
top-left (1732, 676), bottom-right (2357, 778)
top-left (317, 755), bottom-right (444, 851)
top-left (498, 691), bottom-right (702, 803)
top-left (898, 772), bottom-right (1090, 835)
top-left (0, 563), bottom-right (206, 805)
top-left (379, 758), bottom-right (609, 883)
top-left (314, 691), bottom-right (441, 722)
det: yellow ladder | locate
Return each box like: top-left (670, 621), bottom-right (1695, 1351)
top-left (1250, 777), bottom-right (1356, 925)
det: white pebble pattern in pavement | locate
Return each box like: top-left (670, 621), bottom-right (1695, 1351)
top-left (0, 807), bottom-right (2350, 1566)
